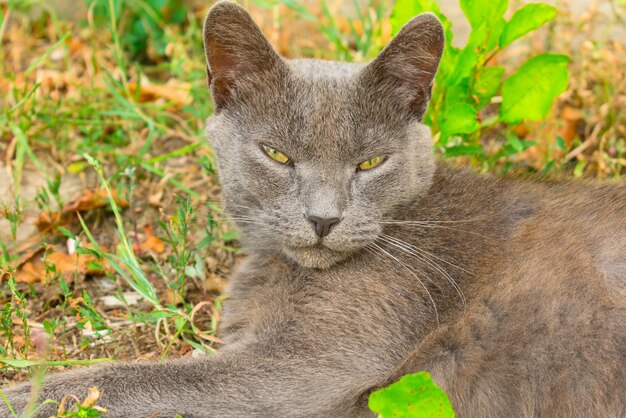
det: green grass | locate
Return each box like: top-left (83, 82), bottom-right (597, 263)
top-left (0, 0), bottom-right (228, 384)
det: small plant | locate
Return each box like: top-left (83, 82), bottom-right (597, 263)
top-left (252, 0), bottom-right (391, 60)
top-left (369, 371), bottom-right (455, 418)
top-left (84, 0), bottom-right (187, 61)
top-left (76, 155), bottom-right (221, 354)
top-left (391, 0), bottom-right (569, 169)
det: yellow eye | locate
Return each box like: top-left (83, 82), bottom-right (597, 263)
top-left (357, 156), bottom-right (385, 171)
top-left (261, 144), bottom-right (291, 165)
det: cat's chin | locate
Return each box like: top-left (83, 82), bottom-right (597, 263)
top-left (282, 245), bottom-right (352, 269)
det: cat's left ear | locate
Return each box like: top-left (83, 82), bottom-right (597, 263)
top-left (362, 13), bottom-right (444, 118)
top-left (203, 1), bottom-right (284, 111)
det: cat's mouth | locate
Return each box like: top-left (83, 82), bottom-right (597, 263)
top-left (282, 243), bottom-right (353, 269)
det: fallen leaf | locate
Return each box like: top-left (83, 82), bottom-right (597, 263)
top-left (128, 77), bottom-right (192, 108)
top-left (133, 224), bottom-right (166, 254)
top-left (63, 188), bottom-right (129, 213)
top-left (36, 188), bottom-right (129, 231)
top-left (560, 106), bottom-right (584, 146)
top-left (513, 123), bottom-right (530, 139)
top-left (142, 234), bottom-right (166, 253)
top-left (13, 246), bottom-right (111, 283)
top-left (81, 387), bottom-right (102, 407)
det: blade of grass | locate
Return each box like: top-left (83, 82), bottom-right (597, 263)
top-left (23, 33), bottom-right (70, 76)
top-left (107, 0), bottom-right (129, 92)
top-left (0, 388), bottom-right (17, 418)
top-left (0, 358), bottom-right (113, 368)
top-left (145, 141), bottom-right (205, 164)
top-left (11, 124), bottom-right (47, 173)
top-left (81, 155), bottom-right (162, 306)
top-left (141, 162), bottom-right (201, 199)
top-left (8, 83), bottom-right (41, 115)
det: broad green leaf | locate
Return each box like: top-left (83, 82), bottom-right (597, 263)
top-left (473, 66), bottom-right (505, 108)
top-left (445, 145), bottom-right (485, 157)
top-left (573, 160), bottom-right (586, 177)
top-left (438, 103), bottom-right (480, 142)
top-left (460, 0), bottom-right (507, 51)
top-left (460, 0), bottom-right (508, 29)
top-left (500, 3), bottom-right (558, 47)
top-left (446, 23), bottom-right (487, 85)
top-left (500, 53), bottom-right (570, 123)
top-left (438, 79), bottom-right (481, 141)
top-left (437, 45), bottom-right (460, 82)
top-left (368, 372), bottom-right (455, 418)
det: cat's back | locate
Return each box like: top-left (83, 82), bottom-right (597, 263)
top-left (506, 176), bottom-right (626, 298)
top-left (423, 173), bottom-right (626, 417)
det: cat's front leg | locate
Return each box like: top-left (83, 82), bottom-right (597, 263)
top-left (1, 344), bottom-right (376, 418)
top-left (1, 360), bottom-right (208, 418)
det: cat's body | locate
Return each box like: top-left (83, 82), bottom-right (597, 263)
top-left (2, 2), bottom-right (625, 417)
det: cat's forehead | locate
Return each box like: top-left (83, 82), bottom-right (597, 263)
top-left (261, 60), bottom-right (407, 157)
top-left (288, 59), bottom-right (366, 79)
top-left (222, 58), bottom-right (410, 161)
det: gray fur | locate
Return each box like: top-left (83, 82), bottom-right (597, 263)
top-left (1, 2), bottom-right (624, 417)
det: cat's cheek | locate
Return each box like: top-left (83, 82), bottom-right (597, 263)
top-left (352, 167), bottom-right (404, 207)
top-left (241, 157), bottom-right (295, 199)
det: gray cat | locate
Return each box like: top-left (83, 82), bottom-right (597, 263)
top-left (2, 1), bottom-right (625, 417)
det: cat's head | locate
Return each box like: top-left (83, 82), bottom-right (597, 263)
top-left (203, 1), bottom-right (444, 269)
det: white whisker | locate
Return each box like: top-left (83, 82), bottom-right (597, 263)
top-left (369, 242), bottom-right (440, 327)
top-left (378, 234), bottom-right (466, 306)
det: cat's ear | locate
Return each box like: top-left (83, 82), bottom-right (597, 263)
top-left (362, 13), bottom-right (444, 118)
top-left (203, 1), bottom-right (283, 110)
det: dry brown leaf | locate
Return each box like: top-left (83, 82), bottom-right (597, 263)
top-left (141, 234), bottom-right (165, 254)
top-left (561, 106), bottom-right (584, 146)
top-left (81, 387), bottom-right (102, 407)
top-left (133, 224), bottom-right (166, 254)
top-left (13, 246), bottom-right (111, 284)
top-left (513, 123), bottom-right (530, 139)
top-left (64, 188), bottom-right (128, 213)
top-left (36, 188), bottom-right (129, 231)
top-left (128, 78), bottom-right (192, 108)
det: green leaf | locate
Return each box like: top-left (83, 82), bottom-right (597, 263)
top-left (460, 0), bottom-right (507, 50)
top-left (573, 160), bottom-right (586, 178)
top-left (500, 3), bottom-right (558, 47)
top-left (368, 372), bottom-right (455, 418)
top-left (504, 134), bottom-right (535, 155)
top-left (221, 229), bottom-right (240, 242)
top-left (390, 0), bottom-right (454, 44)
top-left (0, 358), bottom-right (112, 368)
top-left (500, 53), bottom-right (570, 123)
top-left (460, 0), bottom-right (508, 29)
top-left (438, 79), bottom-right (481, 141)
top-left (57, 226), bottom-right (76, 239)
top-left (473, 66), bottom-right (505, 108)
top-left (446, 24), bottom-right (486, 85)
top-left (438, 103), bottom-right (480, 142)
top-left (445, 144), bottom-right (485, 157)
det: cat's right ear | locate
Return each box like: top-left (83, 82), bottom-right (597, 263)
top-left (362, 13), bottom-right (445, 119)
top-left (203, 1), bottom-right (283, 110)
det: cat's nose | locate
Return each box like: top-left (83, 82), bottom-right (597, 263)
top-left (307, 215), bottom-right (340, 238)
